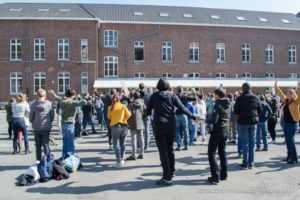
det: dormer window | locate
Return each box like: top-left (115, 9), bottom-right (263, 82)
top-left (9, 8), bottom-right (22, 12)
top-left (258, 17), bottom-right (268, 22)
top-left (183, 13), bottom-right (193, 18)
top-left (159, 12), bottom-right (169, 17)
top-left (38, 8), bottom-right (49, 12)
top-left (236, 16), bottom-right (246, 21)
top-left (134, 11), bottom-right (144, 16)
top-left (59, 8), bottom-right (70, 12)
top-left (210, 14), bottom-right (220, 19)
top-left (281, 19), bottom-right (291, 24)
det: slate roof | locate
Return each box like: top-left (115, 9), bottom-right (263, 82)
top-left (0, 3), bottom-right (94, 19)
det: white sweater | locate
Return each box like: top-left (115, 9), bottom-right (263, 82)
top-left (12, 102), bottom-right (30, 119)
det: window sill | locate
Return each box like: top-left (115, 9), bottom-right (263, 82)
top-left (162, 61), bottom-right (173, 63)
top-left (104, 46), bottom-right (119, 48)
top-left (58, 59), bottom-right (69, 61)
top-left (288, 62), bottom-right (297, 64)
top-left (189, 61), bottom-right (200, 64)
top-left (134, 60), bottom-right (145, 63)
top-left (10, 59), bottom-right (22, 62)
top-left (34, 59), bottom-right (45, 61)
top-left (242, 61), bottom-right (251, 64)
top-left (216, 62), bottom-right (226, 64)
top-left (265, 62), bottom-right (274, 64)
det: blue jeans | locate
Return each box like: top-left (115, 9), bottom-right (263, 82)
top-left (283, 122), bottom-right (298, 161)
top-left (239, 124), bottom-right (256, 167)
top-left (237, 124), bottom-right (243, 156)
top-left (62, 122), bottom-right (75, 157)
top-left (82, 115), bottom-right (97, 133)
top-left (111, 124), bottom-right (128, 163)
top-left (12, 118), bottom-right (29, 151)
top-left (256, 122), bottom-right (268, 150)
top-left (176, 114), bottom-right (188, 148)
top-left (188, 119), bottom-right (196, 144)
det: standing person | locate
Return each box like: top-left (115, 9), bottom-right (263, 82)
top-left (103, 89), bottom-right (116, 149)
top-left (267, 95), bottom-right (279, 143)
top-left (194, 95), bottom-right (206, 142)
top-left (12, 93), bottom-right (30, 154)
top-left (75, 94), bottom-right (83, 138)
top-left (126, 91), bottom-right (146, 160)
top-left (207, 88), bottom-right (231, 184)
top-left (82, 96), bottom-right (97, 134)
top-left (145, 78), bottom-right (196, 185)
top-left (5, 98), bottom-right (14, 139)
top-left (234, 82), bottom-right (262, 169)
top-left (227, 93), bottom-right (237, 144)
top-left (108, 94), bottom-right (131, 168)
top-left (48, 89), bottom-right (87, 157)
top-left (186, 99), bottom-right (196, 146)
top-left (56, 102), bottom-right (62, 134)
top-left (256, 96), bottom-right (272, 151)
top-left (29, 89), bottom-right (54, 161)
top-left (142, 86), bottom-right (153, 150)
top-left (275, 81), bottom-right (300, 164)
top-left (206, 94), bottom-right (215, 134)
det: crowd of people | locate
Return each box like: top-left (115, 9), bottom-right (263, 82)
top-left (4, 79), bottom-right (300, 186)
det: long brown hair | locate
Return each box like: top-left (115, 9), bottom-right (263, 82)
top-left (110, 94), bottom-right (120, 111)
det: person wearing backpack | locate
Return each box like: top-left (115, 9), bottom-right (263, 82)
top-left (256, 95), bottom-right (273, 152)
top-left (29, 89), bottom-right (55, 161)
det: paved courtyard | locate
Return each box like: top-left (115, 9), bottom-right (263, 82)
top-left (0, 110), bottom-right (299, 200)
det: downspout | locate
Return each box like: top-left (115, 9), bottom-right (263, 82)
top-left (24, 19), bottom-right (30, 100)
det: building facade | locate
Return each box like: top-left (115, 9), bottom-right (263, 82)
top-left (0, 3), bottom-right (299, 102)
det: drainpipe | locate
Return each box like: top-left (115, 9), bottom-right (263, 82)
top-left (24, 19), bottom-right (30, 100)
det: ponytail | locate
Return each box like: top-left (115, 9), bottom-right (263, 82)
top-left (110, 94), bottom-right (120, 111)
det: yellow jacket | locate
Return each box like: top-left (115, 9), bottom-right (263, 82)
top-left (108, 102), bottom-right (131, 127)
top-left (275, 86), bottom-right (300, 122)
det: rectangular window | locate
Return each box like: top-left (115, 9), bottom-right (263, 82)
top-left (134, 41), bottom-right (144, 61)
top-left (265, 44), bottom-right (274, 63)
top-left (242, 73), bottom-right (252, 78)
top-left (266, 73), bottom-right (275, 78)
top-left (242, 44), bottom-right (251, 63)
top-left (188, 73), bottom-right (200, 78)
top-left (58, 72), bottom-right (70, 94)
top-left (288, 45), bottom-right (297, 64)
top-left (10, 72), bottom-right (22, 94)
top-left (289, 73), bottom-right (297, 78)
top-left (34, 38), bottom-right (45, 60)
top-left (104, 56), bottom-right (118, 77)
top-left (162, 73), bottom-right (173, 78)
top-left (216, 73), bottom-right (226, 78)
top-left (81, 39), bottom-right (88, 61)
top-left (189, 42), bottom-right (199, 62)
top-left (104, 30), bottom-right (118, 48)
top-left (58, 38), bottom-right (69, 60)
top-left (81, 72), bottom-right (88, 94)
top-left (216, 43), bottom-right (225, 63)
top-left (34, 72), bottom-right (46, 93)
top-left (162, 41), bottom-right (172, 62)
top-left (134, 73), bottom-right (145, 78)
top-left (10, 38), bottom-right (21, 60)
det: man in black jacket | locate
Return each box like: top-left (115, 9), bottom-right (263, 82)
top-left (207, 88), bottom-right (231, 184)
top-left (234, 82), bottom-right (262, 169)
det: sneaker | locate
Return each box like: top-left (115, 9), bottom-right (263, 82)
top-left (255, 148), bottom-right (261, 152)
top-left (248, 165), bottom-right (255, 169)
top-left (270, 140), bottom-right (276, 144)
top-left (175, 147), bottom-right (181, 151)
top-left (120, 159), bottom-right (125, 165)
top-left (183, 146), bottom-right (188, 151)
top-left (112, 162), bottom-right (122, 169)
top-left (239, 164), bottom-right (248, 170)
top-left (156, 178), bottom-right (172, 186)
top-left (207, 177), bottom-right (219, 185)
top-left (125, 156), bottom-right (136, 161)
top-left (109, 145), bottom-right (113, 150)
top-left (237, 154), bottom-right (243, 158)
top-left (137, 155), bottom-right (144, 159)
top-left (261, 148), bottom-right (268, 151)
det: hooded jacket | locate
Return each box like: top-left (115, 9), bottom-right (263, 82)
top-left (29, 100), bottom-right (54, 131)
top-left (146, 91), bottom-right (195, 125)
top-left (209, 98), bottom-right (231, 134)
top-left (128, 99), bottom-right (146, 130)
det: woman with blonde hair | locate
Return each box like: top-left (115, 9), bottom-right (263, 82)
top-left (275, 81), bottom-right (300, 164)
top-left (12, 93), bottom-right (30, 154)
top-left (108, 93), bottom-right (131, 168)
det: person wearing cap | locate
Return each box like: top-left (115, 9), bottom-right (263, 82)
top-left (234, 82), bottom-right (262, 169)
top-left (275, 81), bottom-right (300, 164)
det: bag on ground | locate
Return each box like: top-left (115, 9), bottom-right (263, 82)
top-left (63, 154), bottom-right (81, 173)
top-left (53, 159), bottom-right (70, 180)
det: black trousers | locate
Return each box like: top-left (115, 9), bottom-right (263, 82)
top-left (154, 122), bottom-right (176, 180)
top-left (8, 121), bottom-right (13, 138)
top-left (268, 116), bottom-right (277, 141)
top-left (208, 132), bottom-right (228, 180)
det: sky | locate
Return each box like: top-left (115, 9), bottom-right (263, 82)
top-left (0, 0), bottom-right (300, 14)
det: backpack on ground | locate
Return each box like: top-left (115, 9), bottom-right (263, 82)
top-left (63, 154), bottom-right (81, 173)
top-left (53, 159), bottom-right (70, 180)
top-left (38, 153), bottom-right (54, 182)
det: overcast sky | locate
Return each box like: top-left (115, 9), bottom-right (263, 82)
top-left (0, 0), bottom-right (300, 14)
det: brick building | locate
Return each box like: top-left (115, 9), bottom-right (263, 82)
top-left (0, 3), bottom-right (299, 102)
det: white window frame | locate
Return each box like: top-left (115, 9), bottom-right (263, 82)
top-left (242, 44), bottom-right (251, 63)
top-left (189, 42), bottom-right (199, 63)
top-left (134, 73), bottom-right (145, 78)
top-left (216, 72), bottom-right (226, 78)
top-left (162, 41), bottom-right (172, 62)
top-left (33, 72), bottom-right (46, 94)
top-left (81, 72), bottom-right (88, 94)
top-left (81, 39), bottom-right (88, 61)
top-left (281, 19), bottom-right (291, 24)
top-left (134, 41), bottom-right (145, 62)
top-left (258, 17), bottom-right (268, 22)
top-left (183, 13), bottom-right (193, 18)
top-left (289, 73), bottom-right (297, 78)
top-left (236, 16), bottom-right (246, 21)
top-left (10, 38), bottom-right (21, 61)
top-left (210, 14), bottom-right (220, 19)
top-left (216, 43), bottom-right (225, 63)
top-left (57, 72), bottom-right (70, 94)
top-left (265, 44), bottom-right (274, 64)
top-left (266, 73), bottom-right (275, 79)
top-left (104, 56), bottom-right (118, 77)
top-left (58, 38), bottom-right (69, 60)
top-left (104, 30), bottom-right (118, 48)
top-left (159, 12), bottom-right (169, 17)
top-left (242, 73), bottom-right (252, 78)
top-left (162, 73), bottom-right (173, 78)
top-left (288, 45), bottom-right (297, 64)
top-left (10, 72), bottom-right (22, 95)
top-left (188, 73), bottom-right (200, 78)
top-left (34, 38), bottom-right (45, 61)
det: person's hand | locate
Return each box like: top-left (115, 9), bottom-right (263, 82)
top-left (48, 90), bottom-right (54, 95)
